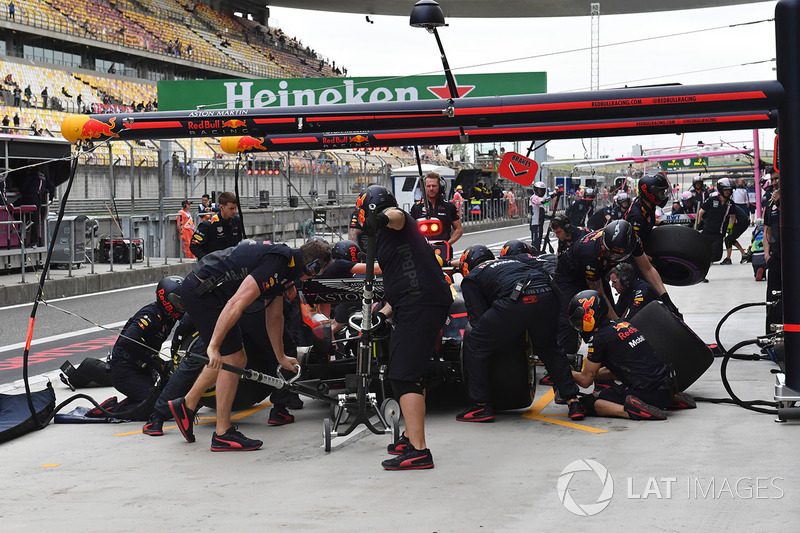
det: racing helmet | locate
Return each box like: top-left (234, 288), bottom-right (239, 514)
top-left (680, 191), bottom-right (693, 201)
top-left (638, 173), bottom-right (671, 207)
top-left (568, 289), bottom-right (608, 334)
top-left (355, 185), bottom-right (397, 226)
top-left (331, 239), bottom-right (362, 262)
top-left (583, 187), bottom-right (597, 200)
top-left (500, 240), bottom-right (531, 257)
top-left (716, 177), bottom-right (734, 195)
top-left (615, 192), bottom-right (630, 208)
top-left (601, 219), bottom-right (637, 263)
top-left (156, 275), bottom-right (184, 319)
top-left (459, 244), bottom-right (495, 276)
top-left (533, 181), bottom-right (547, 198)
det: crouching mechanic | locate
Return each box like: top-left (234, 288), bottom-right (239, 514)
top-left (107, 276), bottom-right (184, 421)
top-left (568, 290), bottom-right (695, 420)
top-left (457, 245), bottom-right (585, 422)
top-left (168, 239), bottom-right (331, 451)
top-left (356, 185), bottom-right (452, 470)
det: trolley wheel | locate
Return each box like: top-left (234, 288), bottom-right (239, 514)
top-left (391, 412), bottom-right (400, 443)
top-left (381, 397), bottom-right (401, 424)
top-left (323, 417), bottom-right (332, 453)
top-left (329, 402), bottom-right (350, 424)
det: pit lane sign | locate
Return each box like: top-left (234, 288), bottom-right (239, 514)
top-left (498, 152), bottom-right (538, 186)
top-left (659, 157), bottom-right (708, 171)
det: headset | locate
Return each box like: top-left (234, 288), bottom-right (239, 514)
top-left (550, 214), bottom-right (573, 233)
top-left (304, 257), bottom-right (329, 277)
top-left (611, 263), bottom-right (634, 287)
top-left (424, 172), bottom-right (446, 199)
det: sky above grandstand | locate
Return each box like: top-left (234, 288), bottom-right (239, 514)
top-left (269, 1), bottom-right (779, 160)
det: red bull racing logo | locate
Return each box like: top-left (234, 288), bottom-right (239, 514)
top-left (579, 296), bottom-right (596, 332)
top-left (221, 119), bottom-right (247, 129)
top-left (77, 117), bottom-right (117, 141)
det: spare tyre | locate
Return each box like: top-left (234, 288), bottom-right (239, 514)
top-left (629, 301), bottom-right (713, 391)
top-left (646, 225), bottom-right (711, 286)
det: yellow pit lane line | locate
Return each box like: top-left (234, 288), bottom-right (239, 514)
top-left (114, 402), bottom-right (271, 437)
top-left (522, 389), bottom-right (607, 434)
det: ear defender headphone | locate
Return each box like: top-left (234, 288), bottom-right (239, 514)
top-left (612, 263), bottom-right (633, 287)
top-left (304, 258), bottom-right (328, 277)
top-left (551, 214), bottom-right (573, 233)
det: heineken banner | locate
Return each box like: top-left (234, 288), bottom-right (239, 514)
top-left (157, 73), bottom-right (547, 111)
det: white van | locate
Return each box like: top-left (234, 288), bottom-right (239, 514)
top-left (391, 164), bottom-right (456, 211)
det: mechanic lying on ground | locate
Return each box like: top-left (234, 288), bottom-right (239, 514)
top-left (567, 290), bottom-right (696, 420)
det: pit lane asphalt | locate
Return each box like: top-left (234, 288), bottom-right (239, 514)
top-left (1, 226), bottom-right (796, 532)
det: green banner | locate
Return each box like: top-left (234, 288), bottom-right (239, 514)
top-left (157, 72), bottom-right (547, 111)
top-left (659, 157), bottom-right (709, 170)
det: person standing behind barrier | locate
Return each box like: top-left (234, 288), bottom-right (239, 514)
top-left (452, 184), bottom-right (464, 218)
top-left (696, 178), bottom-right (736, 264)
top-left (529, 182), bottom-right (547, 252)
top-left (409, 172), bottom-right (462, 246)
top-left (189, 191), bottom-right (242, 259)
top-left (763, 172), bottom-right (781, 333)
top-left (177, 200), bottom-right (195, 259)
top-left (198, 193), bottom-right (216, 221)
top-left (690, 176), bottom-right (710, 214)
top-left (355, 185), bottom-right (452, 470)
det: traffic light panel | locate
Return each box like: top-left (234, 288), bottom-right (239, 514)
top-left (246, 159), bottom-right (253, 175)
top-left (417, 218), bottom-right (442, 237)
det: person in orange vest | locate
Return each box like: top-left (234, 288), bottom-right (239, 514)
top-left (452, 184), bottom-right (464, 218)
top-left (177, 200), bottom-right (195, 259)
top-left (505, 188), bottom-right (517, 217)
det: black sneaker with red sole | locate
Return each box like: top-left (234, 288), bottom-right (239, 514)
top-left (624, 395), bottom-right (667, 420)
top-left (381, 446), bottom-right (434, 470)
top-left (387, 433), bottom-right (410, 455)
top-left (456, 404), bottom-right (495, 422)
top-left (568, 400), bottom-right (586, 421)
top-left (142, 414), bottom-right (164, 436)
top-left (268, 405), bottom-right (295, 425)
top-left (210, 426), bottom-right (263, 452)
top-left (669, 392), bottom-right (697, 410)
top-left (168, 397), bottom-right (196, 443)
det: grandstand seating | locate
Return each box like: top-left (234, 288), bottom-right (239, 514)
top-left (0, 1), bottom-right (449, 176)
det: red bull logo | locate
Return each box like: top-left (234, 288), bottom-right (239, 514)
top-left (222, 119), bottom-right (247, 129)
top-left (355, 193), bottom-right (367, 225)
top-left (579, 296), bottom-right (596, 332)
top-left (350, 135), bottom-right (369, 143)
top-left (76, 117), bottom-right (117, 141)
top-left (236, 136), bottom-right (266, 152)
top-left (612, 322), bottom-right (630, 331)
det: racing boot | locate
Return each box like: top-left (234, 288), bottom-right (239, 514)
top-left (624, 395), bottom-right (667, 420)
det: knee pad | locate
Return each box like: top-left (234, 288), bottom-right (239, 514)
top-left (390, 378), bottom-right (424, 398)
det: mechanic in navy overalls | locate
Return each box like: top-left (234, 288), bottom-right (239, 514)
top-left (456, 245), bottom-right (585, 422)
top-left (189, 191), bottom-right (243, 259)
top-left (167, 239), bottom-right (331, 451)
top-left (568, 290), bottom-right (695, 420)
top-left (356, 185), bottom-right (452, 470)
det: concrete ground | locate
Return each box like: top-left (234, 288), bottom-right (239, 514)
top-left (1, 237), bottom-right (797, 532)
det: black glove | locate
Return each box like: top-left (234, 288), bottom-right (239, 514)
top-left (661, 293), bottom-right (683, 320)
top-left (364, 209), bottom-right (390, 234)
